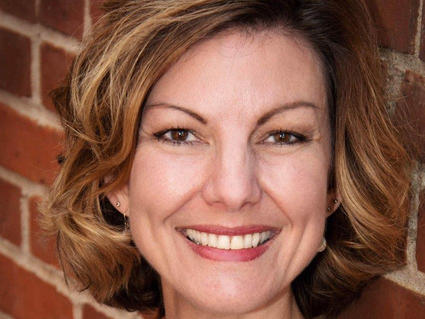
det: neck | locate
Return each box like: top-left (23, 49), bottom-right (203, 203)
top-left (161, 281), bottom-right (305, 319)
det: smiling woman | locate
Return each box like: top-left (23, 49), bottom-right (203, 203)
top-left (41, 1), bottom-right (413, 319)
top-left (117, 31), bottom-right (333, 318)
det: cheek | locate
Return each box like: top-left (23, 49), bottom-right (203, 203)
top-left (128, 146), bottom-right (207, 221)
top-left (127, 146), bottom-right (208, 269)
top-left (258, 150), bottom-right (330, 221)
top-left (257, 150), bottom-right (329, 277)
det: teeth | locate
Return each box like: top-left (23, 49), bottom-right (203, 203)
top-left (252, 233), bottom-right (260, 247)
top-left (244, 234), bottom-right (252, 249)
top-left (230, 236), bottom-right (244, 249)
top-left (260, 231), bottom-right (270, 243)
top-left (217, 235), bottom-right (230, 249)
top-left (208, 233), bottom-right (217, 247)
top-left (187, 229), bottom-right (194, 241)
top-left (194, 230), bottom-right (201, 244)
top-left (184, 229), bottom-right (273, 250)
top-left (200, 232), bottom-right (209, 245)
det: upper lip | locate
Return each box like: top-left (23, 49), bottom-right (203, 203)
top-left (175, 225), bottom-right (281, 236)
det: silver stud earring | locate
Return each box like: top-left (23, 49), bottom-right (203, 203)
top-left (318, 237), bottom-right (327, 252)
top-left (115, 201), bottom-right (121, 208)
top-left (327, 199), bottom-right (339, 213)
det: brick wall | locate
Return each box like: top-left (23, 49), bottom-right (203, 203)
top-left (0, 1), bottom-right (423, 319)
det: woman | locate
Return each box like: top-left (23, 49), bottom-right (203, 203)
top-left (42, 1), bottom-right (412, 318)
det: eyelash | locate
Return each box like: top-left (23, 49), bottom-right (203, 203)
top-left (263, 129), bottom-right (308, 145)
top-left (154, 127), bottom-right (200, 145)
top-left (153, 127), bottom-right (309, 146)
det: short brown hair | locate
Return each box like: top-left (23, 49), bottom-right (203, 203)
top-left (42, 1), bottom-right (413, 318)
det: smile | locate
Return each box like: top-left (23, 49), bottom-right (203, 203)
top-left (176, 225), bottom-right (280, 262)
top-left (184, 229), bottom-right (274, 249)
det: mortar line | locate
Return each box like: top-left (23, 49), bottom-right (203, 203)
top-left (0, 10), bottom-right (37, 36)
top-left (384, 162), bottom-right (425, 294)
top-left (35, 0), bottom-right (41, 18)
top-left (421, 165), bottom-right (425, 188)
top-left (0, 238), bottom-right (95, 304)
top-left (0, 11), bottom-right (80, 54)
top-left (380, 49), bottom-right (425, 74)
top-left (415, 0), bottom-right (424, 57)
top-left (0, 310), bottom-right (14, 319)
top-left (30, 36), bottom-right (42, 105)
top-left (384, 268), bottom-right (425, 295)
top-left (0, 166), bottom-right (47, 197)
top-left (39, 27), bottom-right (81, 54)
top-left (73, 303), bottom-right (83, 319)
top-left (20, 195), bottom-right (30, 255)
top-left (0, 239), bottom-right (142, 319)
top-left (406, 163), bottom-right (421, 270)
top-left (83, 0), bottom-right (91, 38)
top-left (0, 90), bottom-right (62, 130)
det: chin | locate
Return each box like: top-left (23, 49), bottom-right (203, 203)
top-left (175, 276), bottom-right (287, 316)
top-left (190, 293), bottom-right (270, 316)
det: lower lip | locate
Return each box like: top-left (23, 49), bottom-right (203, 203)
top-left (184, 236), bottom-right (274, 262)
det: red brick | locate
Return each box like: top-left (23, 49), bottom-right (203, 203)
top-left (394, 71), bottom-right (425, 162)
top-left (82, 305), bottom-right (112, 319)
top-left (418, 189), bottom-right (425, 273)
top-left (30, 196), bottom-right (60, 268)
top-left (0, 102), bottom-right (63, 185)
top-left (0, 254), bottom-right (73, 319)
top-left (39, 0), bottom-right (84, 39)
top-left (0, 0), bottom-right (36, 22)
top-left (90, 0), bottom-right (104, 25)
top-left (0, 27), bottom-right (31, 96)
top-left (338, 277), bottom-right (425, 319)
top-left (41, 43), bottom-right (74, 111)
top-left (0, 178), bottom-right (21, 245)
top-left (420, 2), bottom-right (425, 61)
top-left (366, 0), bottom-right (419, 54)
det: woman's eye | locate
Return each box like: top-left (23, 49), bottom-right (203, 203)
top-left (263, 131), bottom-right (307, 145)
top-left (154, 128), bottom-right (198, 145)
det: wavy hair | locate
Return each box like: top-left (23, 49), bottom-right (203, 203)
top-left (41, 1), bottom-right (413, 318)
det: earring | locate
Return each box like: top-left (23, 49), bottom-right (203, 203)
top-left (327, 198), bottom-right (339, 212)
top-left (115, 201), bottom-right (121, 208)
top-left (318, 237), bottom-right (327, 252)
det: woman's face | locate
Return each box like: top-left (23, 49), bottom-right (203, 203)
top-left (115, 29), bottom-right (335, 316)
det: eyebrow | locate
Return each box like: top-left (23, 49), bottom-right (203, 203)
top-left (144, 103), bottom-right (208, 124)
top-left (256, 101), bottom-right (319, 126)
top-left (144, 101), bottom-right (319, 126)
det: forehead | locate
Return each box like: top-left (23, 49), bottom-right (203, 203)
top-left (145, 28), bottom-right (327, 120)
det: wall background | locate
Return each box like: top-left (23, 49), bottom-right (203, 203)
top-left (0, 1), bottom-right (424, 319)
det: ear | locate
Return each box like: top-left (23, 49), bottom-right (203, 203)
top-left (106, 184), bottom-right (130, 217)
top-left (326, 188), bottom-right (341, 217)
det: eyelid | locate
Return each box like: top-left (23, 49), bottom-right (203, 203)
top-left (153, 128), bottom-right (201, 145)
top-left (153, 127), bottom-right (310, 147)
top-left (259, 130), bottom-right (309, 146)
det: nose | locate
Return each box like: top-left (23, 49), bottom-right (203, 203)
top-left (201, 142), bottom-right (261, 212)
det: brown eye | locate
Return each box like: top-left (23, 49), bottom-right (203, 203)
top-left (170, 129), bottom-right (189, 141)
top-left (263, 130), bottom-right (306, 145)
top-left (154, 128), bottom-right (198, 145)
top-left (272, 132), bottom-right (294, 143)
